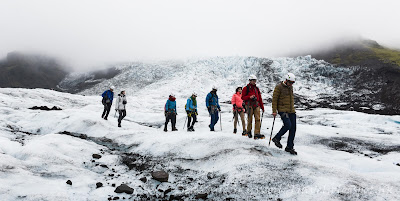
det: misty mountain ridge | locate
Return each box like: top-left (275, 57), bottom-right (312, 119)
top-left (1, 38), bottom-right (400, 114)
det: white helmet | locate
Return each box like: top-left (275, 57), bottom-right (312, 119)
top-left (286, 73), bottom-right (296, 82)
top-left (192, 92), bottom-right (197, 96)
top-left (110, 85), bottom-right (115, 90)
top-left (169, 93), bottom-right (175, 97)
top-left (249, 75), bottom-right (257, 80)
top-left (212, 86), bottom-right (218, 90)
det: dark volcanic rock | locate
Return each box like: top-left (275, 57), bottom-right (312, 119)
top-left (151, 170), bottom-right (169, 182)
top-left (66, 180), bottom-right (72, 185)
top-left (114, 184), bottom-right (134, 194)
top-left (195, 193), bottom-right (208, 199)
top-left (29, 106), bottom-right (62, 111)
top-left (92, 154), bottom-right (102, 159)
top-left (96, 182), bottom-right (103, 188)
top-left (396, 163), bottom-right (400, 166)
top-left (139, 177), bottom-right (147, 183)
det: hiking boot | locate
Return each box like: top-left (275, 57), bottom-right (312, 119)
top-left (254, 134), bottom-right (265, 140)
top-left (172, 127), bottom-right (178, 131)
top-left (233, 128), bottom-right (237, 134)
top-left (247, 131), bottom-right (252, 138)
top-left (272, 138), bottom-right (283, 149)
top-left (285, 147), bottom-right (297, 155)
top-left (104, 117), bottom-right (108, 120)
top-left (164, 127), bottom-right (167, 132)
top-left (187, 127), bottom-right (193, 132)
top-left (242, 131), bottom-right (247, 136)
top-left (118, 124), bottom-right (121, 127)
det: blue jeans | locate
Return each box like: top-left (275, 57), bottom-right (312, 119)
top-left (210, 110), bottom-right (219, 130)
top-left (274, 112), bottom-right (296, 149)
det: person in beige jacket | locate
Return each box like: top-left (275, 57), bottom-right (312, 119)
top-left (271, 73), bottom-right (297, 155)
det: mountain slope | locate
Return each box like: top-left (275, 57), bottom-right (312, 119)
top-left (70, 56), bottom-right (399, 114)
top-left (0, 52), bottom-right (70, 89)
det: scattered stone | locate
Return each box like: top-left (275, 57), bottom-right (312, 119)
top-left (114, 184), bottom-right (134, 194)
top-left (178, 186), bottom-right (184, 191)
top-left (109, 174), bottom-right (115, 177)
top-left (29, 106), bottom-right (62, 111)
top-left (195, 193), bottom-right (208, 199)
top-left (100, 164), bottom-right (108, 168)
top-left (396, 163), bottom-right (400, 166)
top-left (96, 182), bottom-right (103, 188)
top-left (277, 198), bottom-right (283, 201)
top-left (112, 184), bottom-right (116, 187)
top-left (151, 170), bottom-right (169, 182)
top-left (165, 188), bottom-right (172, 194)
top-left (92, 160), bottom-right (95, 163)
top-left (66, 180), bottom-right (72, 185)
top-left (158, 189), bottom-right (164, 192)
top-left (140, 177), bottom-right (147, 183)
top-left (113, 197), bottom-right (120, 200)
top-left (92, 154), bottom-right (102, 159)
top-left (188, 177), bottom-right (194, 181)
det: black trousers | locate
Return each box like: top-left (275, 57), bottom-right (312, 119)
top-left (187, 113), bottom-right (197, 128)
top-left (102, 103), bottom-right (112, 119)
top-left (118, 110), bottom-right (126, 124)
top-left (165, 113), bottom-right (176, 128)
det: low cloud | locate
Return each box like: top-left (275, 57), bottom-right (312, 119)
top-left (1, 0), bottom-right (399, 71)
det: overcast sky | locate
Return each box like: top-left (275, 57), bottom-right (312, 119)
top-left (1, 0), bottom-right (399, 70)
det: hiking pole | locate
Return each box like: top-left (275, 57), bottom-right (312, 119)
top-left (220, 112), bottom-right (222, 131)
top-left (268, 116), bottom-right (276, 146)
top-left (260, 111), bottom-right (264, 129)
top-left (114, 110), bottom-right (117, 118)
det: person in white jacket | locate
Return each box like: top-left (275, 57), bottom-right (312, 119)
top-left (115, 91), bottom-right (127, 127)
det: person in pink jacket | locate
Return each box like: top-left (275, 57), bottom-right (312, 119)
top-left (231, 87), bottom-right (246, 135)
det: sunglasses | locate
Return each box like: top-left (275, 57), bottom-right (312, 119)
top-left (250, 79), bottom-right (257, 81)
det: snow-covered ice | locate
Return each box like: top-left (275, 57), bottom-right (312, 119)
top-left (0, 87), bottom-right (399, 200)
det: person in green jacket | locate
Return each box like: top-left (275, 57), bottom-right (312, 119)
top-left (271, 73), bottom-right (297, 155)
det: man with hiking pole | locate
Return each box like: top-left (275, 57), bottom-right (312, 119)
top-left (270, 73), bottom-right (297, 155)
top-left (242, 75), bottom-right (265, 139)
top-left (206, 86), bottom-right (221, 131)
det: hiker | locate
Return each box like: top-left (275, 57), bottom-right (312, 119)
top-left (242, 75), bottom-right (265, 139)
top-left (271, 73), bottom-right (297, 155)
top-left (186, 92), bottom-right (198, 132)
top-left (164, 94), bottom-right (178, 132)
top-left (115, 90), bottom-right (127, 127)
top-left (231, 87), bottom-right (246, 135)
top-left (206, 86), bottom-right (221, 131)
top-left (101, 86), bottom-right (114, 120)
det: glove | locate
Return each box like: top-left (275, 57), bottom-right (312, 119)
top-left (186, 110), bottom-right (191, 117)
top-left (218, 107), bottom-right (221, 112)
top-left (207, 107), bottom-right (211, 113)
top-left (233, 104), bottom-right (237, 110)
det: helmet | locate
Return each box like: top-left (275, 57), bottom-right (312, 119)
top-left (110, 85), bottom-right (115, 90)
top-left (192, 92), bottom-right (197, 96)
top-left (169, 93), bottom-right (175, 97)
top-left (248, 75), bottom-right (257, 80)
top-left (286, 73), bottom-right (295, 82)
top-left (212, 86), bottom-right (218, 90)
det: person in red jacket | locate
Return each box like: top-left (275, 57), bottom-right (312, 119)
top-left (231, 87), bottom-right (246, 135)
top-left (242, 75), bottom-right (265, 139)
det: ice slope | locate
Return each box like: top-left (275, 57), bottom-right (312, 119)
top-left (79, 56), bottom-right (353, 110)
top-left (0, 88), bottom-right (399, 200)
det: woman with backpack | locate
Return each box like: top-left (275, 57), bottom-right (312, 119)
top-left (231, 87), bottom-right (246, 135)
top-left (115, 90), bottom-right (127, 127)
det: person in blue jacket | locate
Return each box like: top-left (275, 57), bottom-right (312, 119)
top-left (164, 93), bottom-right (178, 132)
top-left (186, 92), bottom-right (198, 132)
top-left (101, 86), bottom-right (114, 120)
top-left (206, 86), bottom-right (221, 131)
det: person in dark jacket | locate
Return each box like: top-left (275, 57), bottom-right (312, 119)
top-left (101, 86), bottom-right (114, 120)
top-left (271, 73), bottom-right (297, 155)
top-left (186, 92), bottom-right (198, 132)
top-left (206, 86), bottom-right (221, 131)
top-left (164, 94), bottom-right (178, 132)
top-left (242, 75), bottom-right (265, 139)
top-left (115, 90), bottom-right (127, 127)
